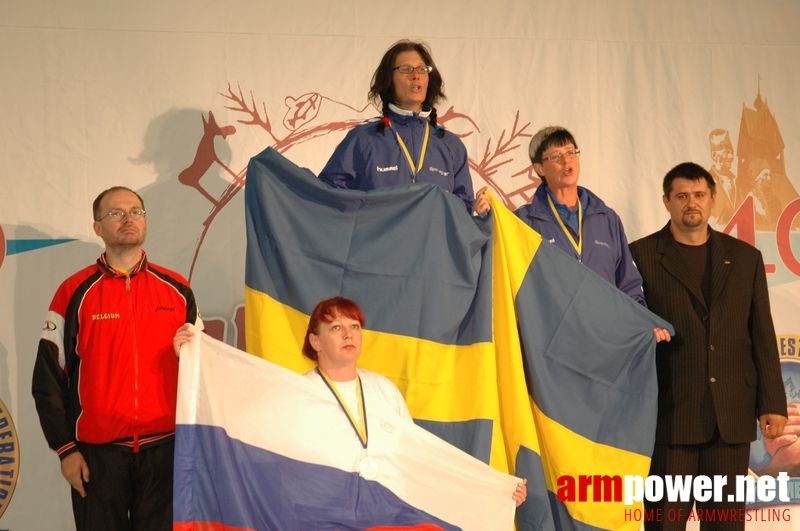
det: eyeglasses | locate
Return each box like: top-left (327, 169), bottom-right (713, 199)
top-left (392, 65), bottom-right (433, 76)
top-left (97, 208), bottom-right (146, 221)
top-left (541, 149), bottom-right (581, 164)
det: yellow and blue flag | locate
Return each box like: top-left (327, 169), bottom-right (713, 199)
top-left (243, 147), bottom-right (673, 530)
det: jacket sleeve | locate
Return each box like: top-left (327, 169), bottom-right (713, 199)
top-left (318, 128), bottom-right (361, 190)
top-left (185, 286), bottom-right (203, 329)
top-left (750, 251), bottom-right (788, 417)
top-left (446, 134), bottom-right (475, 213)
top-left (31, 314), bottom-right (79, 459)
top-left (613, 216), bottom-right (646, 305)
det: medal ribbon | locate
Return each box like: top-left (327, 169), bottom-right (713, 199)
top-left (387, 119), bottom-right (430, 179)
top-left (316, 367), bottom-right (368, 449)
top-left (547, 193), bottom-right (583, 260)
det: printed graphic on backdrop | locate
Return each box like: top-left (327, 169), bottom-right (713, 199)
top-left (0, 211), bottom-right (78, 273)
top-left (0, 223), bottom-right (75, 273)
top-left (0, 398), bottom-right (20, 519)
top-left (708, 88), bottom-right (799, 233)
top-left (707, 84), bottom-right (800, 507)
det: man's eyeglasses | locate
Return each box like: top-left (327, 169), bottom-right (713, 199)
top-left (542, 149), bottom-right (581, 164)
top-left (392, 65), bottom-right (433, 76)
top-left (97, 208), bottom-right (147, 221)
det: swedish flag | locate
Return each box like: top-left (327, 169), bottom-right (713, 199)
top-left (244, 147), bottom-right (672, 530)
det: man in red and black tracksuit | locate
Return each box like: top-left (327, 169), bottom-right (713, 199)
top-left (32, 185), bottom-right (202, 531)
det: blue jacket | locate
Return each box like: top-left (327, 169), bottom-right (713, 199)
top-left (318, 105), bottom-right (475, 212)
top-left (514, 184), bottom-right (646, 304)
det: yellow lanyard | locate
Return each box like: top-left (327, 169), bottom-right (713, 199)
top-left (387, 119), bottom-right (430, 178)
top-left (547, 194), bottom-right (583, 260)
top-left (316, 367), bottom-right (368, 449)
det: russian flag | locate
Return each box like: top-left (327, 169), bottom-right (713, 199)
top-left (173, 331), bottom-right (520, 531)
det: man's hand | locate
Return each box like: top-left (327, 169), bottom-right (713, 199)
top-left (760, 413), bottom-right (788, 439)
top-left (758, 404), bottom-right (800, 476)
top-left (61, 451), bottom-right (89, 497)
top-left (173, 323), bottom-right (196, 357)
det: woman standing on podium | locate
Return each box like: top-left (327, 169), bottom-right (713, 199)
top-left (318, 40), bottom-right (489, 216)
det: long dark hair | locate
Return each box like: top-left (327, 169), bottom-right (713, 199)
top-left (369, 40), bottom-right (446, 137)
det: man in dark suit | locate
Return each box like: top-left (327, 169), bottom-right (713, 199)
top-left (629, 162), bottom-right (787, 530)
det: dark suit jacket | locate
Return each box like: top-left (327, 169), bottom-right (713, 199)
top-left (629, 223), bottom-right (786, 445)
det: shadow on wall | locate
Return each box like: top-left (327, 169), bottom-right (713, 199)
top-left (131, 107), bottom-right (234, 276)
top-left (132, 107), bottom-right (247, 348)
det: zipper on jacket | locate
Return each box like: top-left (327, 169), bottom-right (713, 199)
top-left (125, 273), bottom-right (141, 452)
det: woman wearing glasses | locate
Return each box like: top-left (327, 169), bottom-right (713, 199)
top-left (514, 126), bottom-right (648, 306)
top-left (318, 40), bottom-right (488, 215)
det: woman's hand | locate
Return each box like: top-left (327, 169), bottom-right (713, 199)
top-left (513, 478), bottom-right (528, 507)
top-left (474, 187), bottom-right (492, 216)
top-left (653, 328), bottom-right (671, 342)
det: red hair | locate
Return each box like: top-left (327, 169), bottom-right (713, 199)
top-left (302, 297), bottom-right (366, 361)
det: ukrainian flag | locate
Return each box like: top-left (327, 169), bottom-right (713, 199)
top-left (244, 147), bottom-right (672, 530)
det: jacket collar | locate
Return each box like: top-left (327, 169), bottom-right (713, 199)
top-left (654, 223), bottom-right (733, 309)
top-left (529, 184), bottom-right (606, 220)
top-left (388, 102), bottom-right (431, 121)
top-left (97, 250), bottom-right (148, 278)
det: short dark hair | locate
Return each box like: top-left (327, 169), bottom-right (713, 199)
top-left (662, 162), bottom-right (716, 197)
top-left (92, 186), bottom-right (145, 221)
top-left (302, 297), bottom-right (366, 362)
top-left (529, 127), bottom-right (578, 165)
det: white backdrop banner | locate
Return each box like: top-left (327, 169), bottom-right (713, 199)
top-left (2, 1), bottom-right (800, 529)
